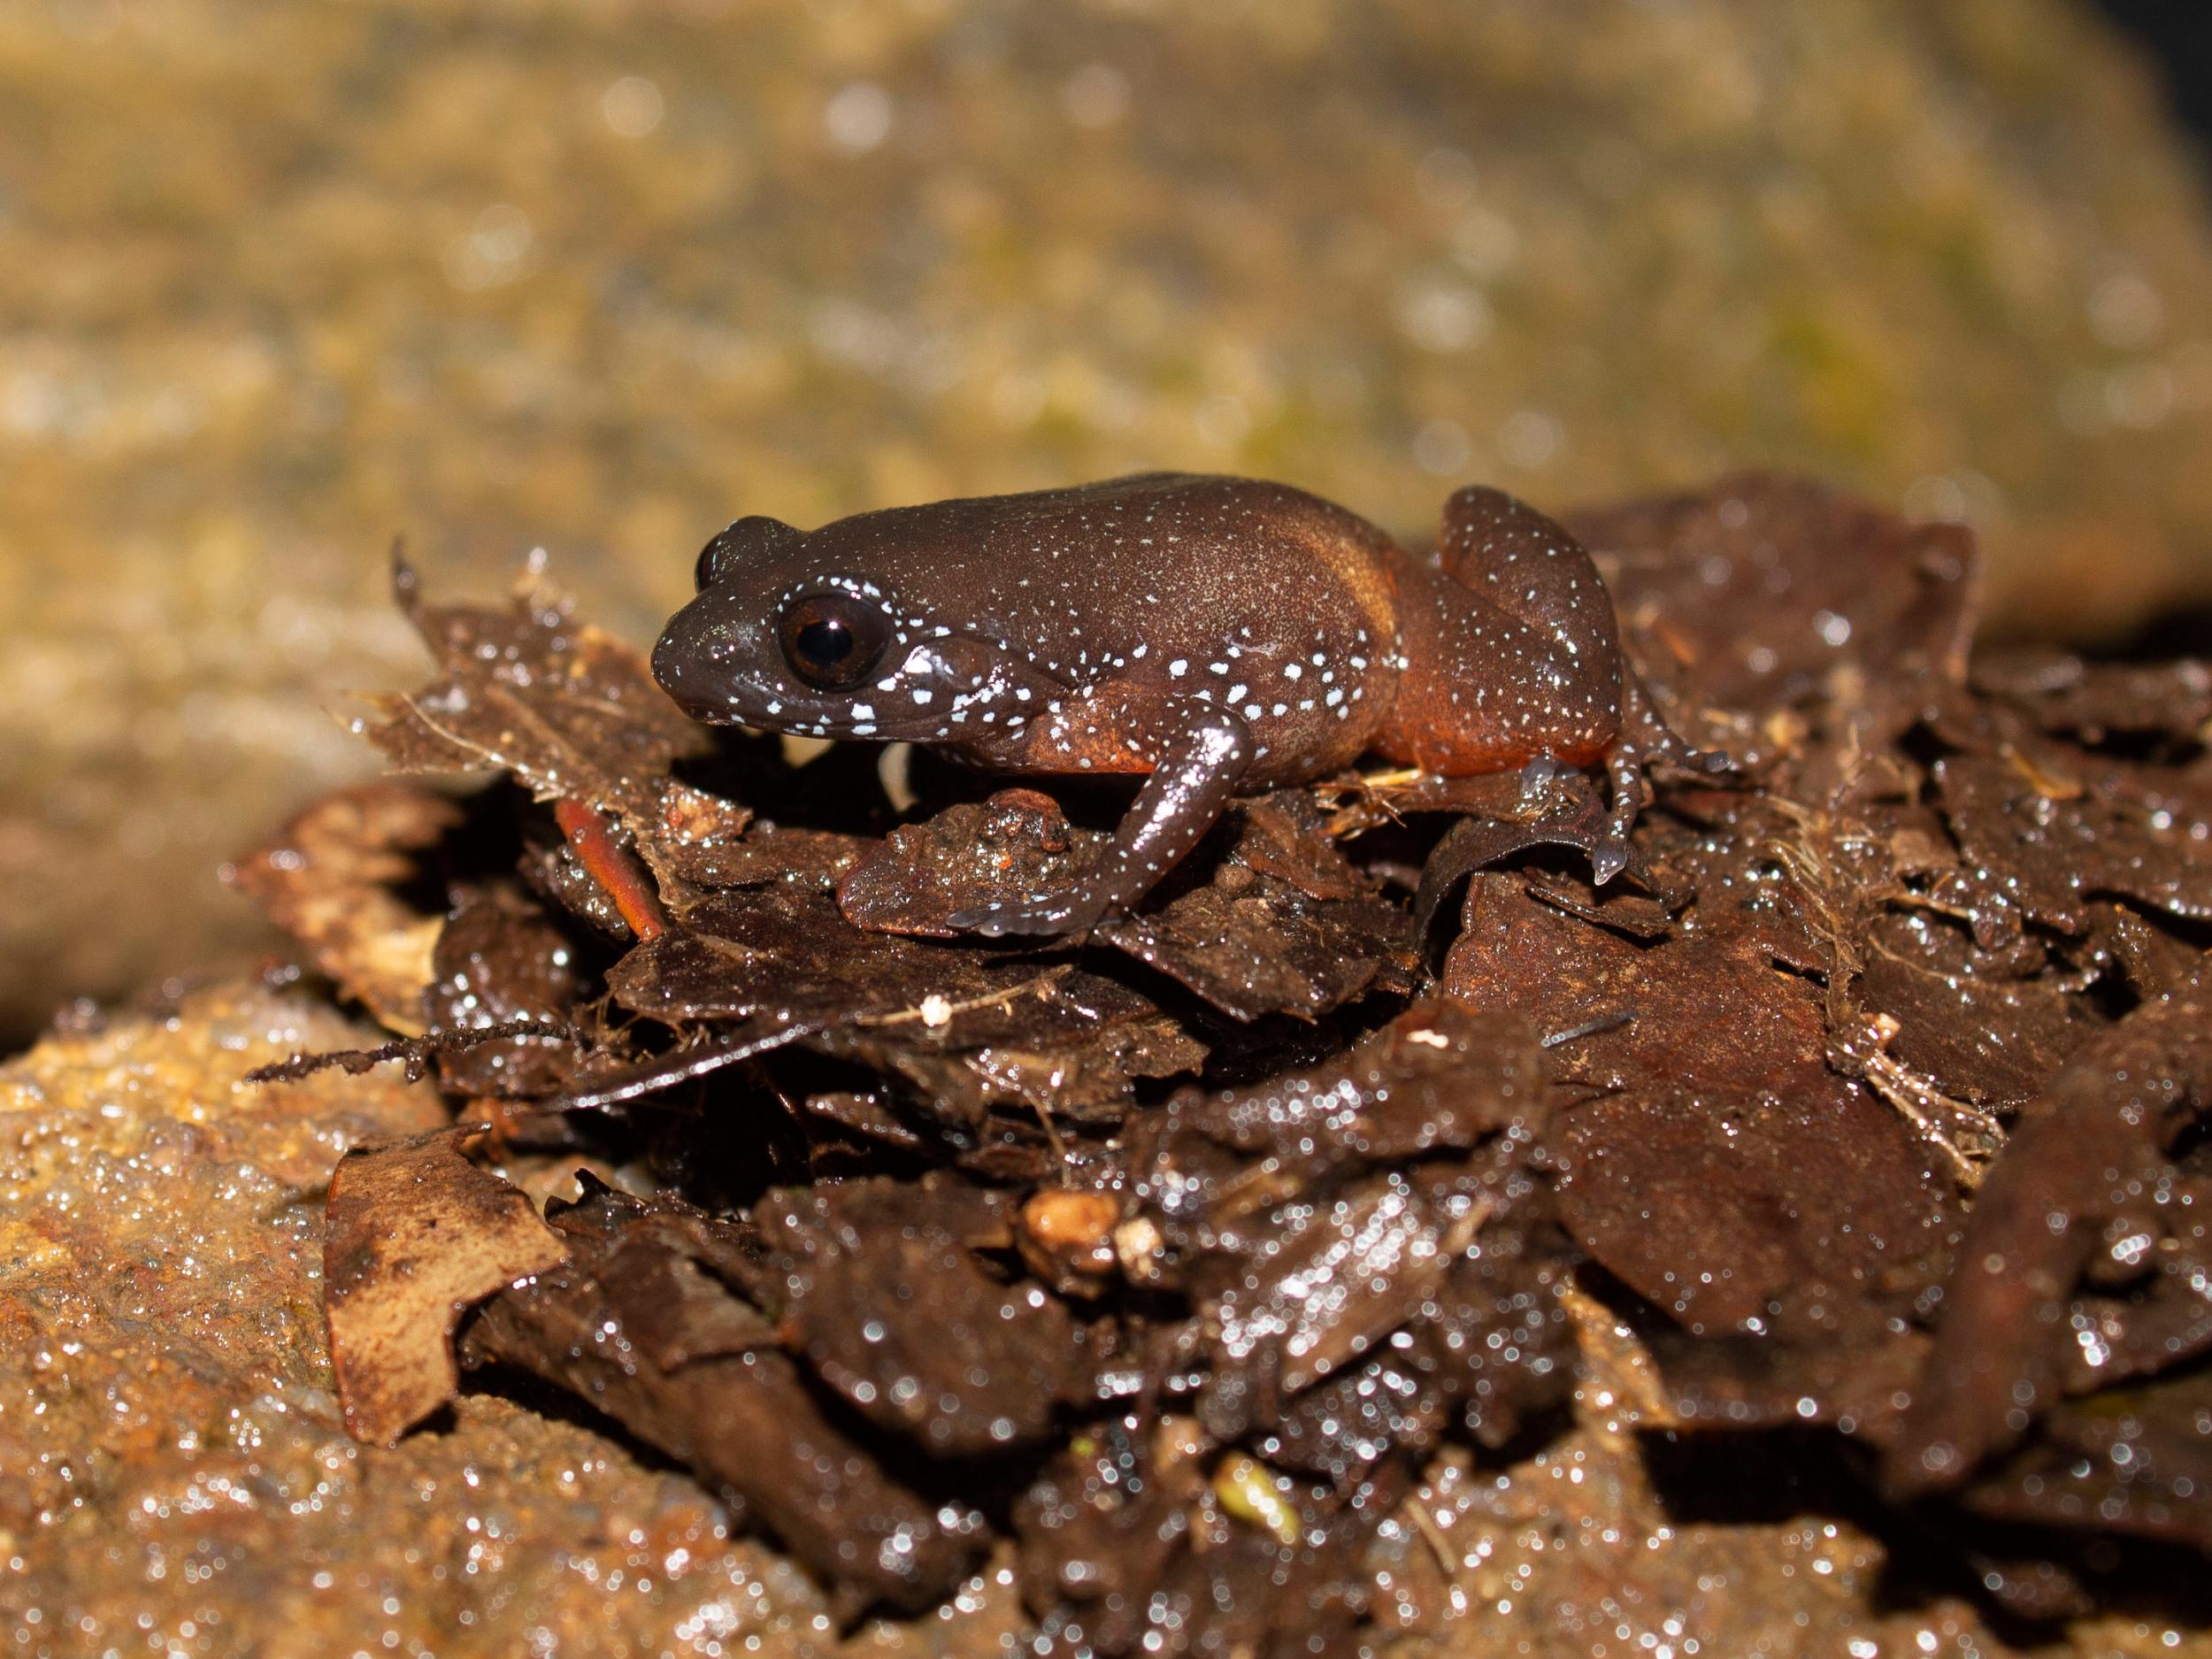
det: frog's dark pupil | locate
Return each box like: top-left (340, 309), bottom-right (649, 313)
top-left (780, 593), bottom-right (888, 690)
top-left (795, 616), bottom-right (852, 674)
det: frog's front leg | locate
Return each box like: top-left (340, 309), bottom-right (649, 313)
top-left (950, 696), bottom-right (1254, 938)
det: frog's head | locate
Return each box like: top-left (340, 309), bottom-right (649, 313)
top-left (651, 511), bottom-right (1050, 746)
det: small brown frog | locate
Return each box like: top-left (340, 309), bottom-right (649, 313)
top-left (653, 473), bottom-right (1721, 934)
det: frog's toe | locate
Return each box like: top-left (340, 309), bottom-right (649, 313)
top-left (946, 899), bottom-right (1028, 937)
top-left (1602, 746), bottom-right (1648, 836)
top-left (1589, 837), bottom-right (1631, 887)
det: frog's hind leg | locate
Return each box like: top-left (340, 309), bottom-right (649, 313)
top-left (1394, 485), bottom-right (1629, 786)
top-left (1434, 487), bottom-right (1731, 883)
top-left (1591, 674), bottom-right (1732, 880)
top-left (1384, 487), bottom-right (1626, 773)
top-left (1436, 486), bottom-right (1624, 673)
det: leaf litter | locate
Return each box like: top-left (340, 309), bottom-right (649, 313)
top-left (234, 475), bottom-right (2212, 1644)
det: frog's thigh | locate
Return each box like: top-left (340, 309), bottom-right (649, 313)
top-left (1385, 576), bottom-right (1620, 772)
top-left (1437, 485), bottom-right (1619, 666)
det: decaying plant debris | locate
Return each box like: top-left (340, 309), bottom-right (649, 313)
top-left (241, 475), bottom-right (2212, 1647)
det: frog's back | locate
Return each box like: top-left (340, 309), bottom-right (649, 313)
top-left (804, 473), bottom-right (1401, 657)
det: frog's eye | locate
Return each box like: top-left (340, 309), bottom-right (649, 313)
top-left (778, 592), bottom-right (893, 691)
top-left (695, 516), bottom-right (803, 591)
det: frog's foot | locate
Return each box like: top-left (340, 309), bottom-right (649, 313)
top-left (1593, 751), bottom-right (1643, 887)
top-left (1622, 670), bottom-right (1737, 774)
top-left (1515, 750), bottom-right (1648, 883)
top-left (1591, 676), bottom-right (1738, 885)
top-left (1517, 755), bottom-right (1561, 796)
top-left (949, 886), bottom-right (1111, 939)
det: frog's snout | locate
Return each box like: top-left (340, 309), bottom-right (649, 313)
top-left (649, 599), bottom-right (735, 722)
top-left (649, 616), bottom-right (694, 695)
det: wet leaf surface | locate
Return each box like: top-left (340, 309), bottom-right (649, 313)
top-left (240, 494), bottom-right (2212, 1641)
top-left (1854, 906), bottom-right (2100, 1105)
top-left (1558, 1083), bottom-right (1959, 1341)
top-left (611, 883), bottom-right (1033, 1028)
top-left (837, 788), bottom-right (1093, 937)
top-left (810, 967), bottom-right (1205, 1129)
top-left (1958, 1369), bottom-right (2212, 1551)
top-left (355, 561), bottom-right (710, 838)
top-left (1099, 871), bottom-right (1417, 1022)
top-left (462, 1179), bottom-right (984, 1617)
top-left (604, 882), bottom-right (1208, 1132)
top-left (1973, 650), bottom-right (2212, 743)
top-left (1933, 746), bottom-right (2212, 934)
top-left (1446, 872), bottom-right (1832, 1099)
top-left (751, 1174), bottom-right (1087, 1455)
top-left (1125, 1004), bottom-right (1575, 1460)
top-left (1886, 955), bottom-right (2212, 1495)
top-left (422, 886), bottom-right (587, 1096)
top-left (1572, 471), bottom-right (1978, 744)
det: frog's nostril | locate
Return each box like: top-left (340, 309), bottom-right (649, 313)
top-left (653, 623), bottom-right (763, 727)
top-left (649, 634), bottom-right (678, 679)
top-left (650, 629), bottom-right (700, 703)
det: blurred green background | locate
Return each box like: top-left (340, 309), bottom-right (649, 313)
top-left (5, 0), bottom-right (2212, 1037)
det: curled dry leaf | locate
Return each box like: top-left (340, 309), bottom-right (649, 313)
top-left (356, 560), bottom-right (710, 838)
top-left (227, 780), bottom-right (461, 1033)
top-left (321, 1129), bottom-right (568, 1446)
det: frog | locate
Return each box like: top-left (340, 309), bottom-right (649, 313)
top-left (651, 472), bottom-right (1724, 936)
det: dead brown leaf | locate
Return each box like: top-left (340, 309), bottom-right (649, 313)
top-left (322, 1129), bottom-right (568, 1445)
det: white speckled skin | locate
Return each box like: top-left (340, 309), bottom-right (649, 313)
top-left (654, 474), bottom-right (1402, 781)
top-left (653, 472), bottom-right (1694, 933)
